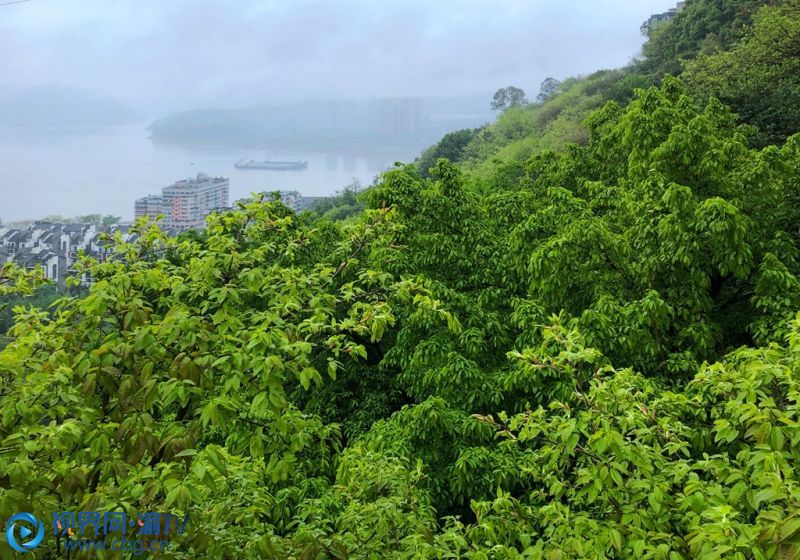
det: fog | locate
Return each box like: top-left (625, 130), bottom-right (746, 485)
top-left (1, 0), bottom-right (678, 115)
top-left (0, 0), bottom-right (680, 222)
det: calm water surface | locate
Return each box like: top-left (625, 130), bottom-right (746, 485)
top-left (0, 122), bottom-right (418, 222)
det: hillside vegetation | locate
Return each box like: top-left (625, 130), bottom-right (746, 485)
top-left (421, 0), bottom-right (800, 178)
top-left (2, 1), bottom-right (800, 558)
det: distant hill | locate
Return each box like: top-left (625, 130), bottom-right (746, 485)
top-left (0, 86), bottom-right (141, 128)
top-left (148, 96), bottom-right (494, 152)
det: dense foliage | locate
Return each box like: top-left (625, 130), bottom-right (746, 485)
top-left (2, 73), bottom-right (800, 558)
top-left (0, 284), bottom-right (65, 351)
top-left (416, 128), bottom-right (483, 178)
top-left (3, 2), bottom-right (800, 558)
top-left (0, 264), bottom-right (47, 350)
top-left (640, 0), bottom-right (773, 77)
top-left (683, 1), bottom-right (800, 146)
top-left (309, 183), bottom-right (367, 222)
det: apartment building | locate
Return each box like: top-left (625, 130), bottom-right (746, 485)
top-left (134, 173), bottom-right (229, 230)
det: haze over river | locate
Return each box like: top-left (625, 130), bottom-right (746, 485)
top-left (0, 123), bottom-right (420, 223)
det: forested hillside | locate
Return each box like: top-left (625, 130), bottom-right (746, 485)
top-left (419, 0), bottom-right (800, 177)
top-left (2, 1), bottom-right (800, 558)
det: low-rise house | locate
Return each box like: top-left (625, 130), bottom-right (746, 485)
top-left (0, 229), bottom-right (21, 256)
top-left (0, 222), bottom-right (139, 284)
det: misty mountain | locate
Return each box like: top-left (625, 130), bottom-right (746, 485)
top-left (0, 86), bottom-right (141, 128)
top-left (149, 95), bottom-right (494, 151)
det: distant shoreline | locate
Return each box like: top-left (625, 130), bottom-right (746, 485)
top-left (0, 122), bottom-right (428, 159)
top-left (147, 135), bottom-right (428, 160)
top-left (0, 120), bottom-right (152, 133)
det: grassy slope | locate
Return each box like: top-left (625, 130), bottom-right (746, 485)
top-left (426, 0), bottom-right (789, 177)
top-left (460, 69), bottom-right (650, 177)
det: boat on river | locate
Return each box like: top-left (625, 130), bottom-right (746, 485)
top-left (234, 157), bottom-right (308, 171)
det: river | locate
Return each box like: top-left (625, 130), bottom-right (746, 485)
top-left (0, 122), bottom-right (421, 222)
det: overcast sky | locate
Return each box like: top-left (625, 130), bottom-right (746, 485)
top-left (1, 0), bottom-right (678, 114)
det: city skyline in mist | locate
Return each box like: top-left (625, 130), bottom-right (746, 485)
top-left (1, 0), bottom-right (678, 115)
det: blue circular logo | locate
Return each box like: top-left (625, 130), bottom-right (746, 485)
top-left (5, 513), bottom-right (44, 553)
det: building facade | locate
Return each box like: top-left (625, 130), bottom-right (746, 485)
top-left (134, 195), bottom-right (164, 220)
top-left (374, 97), bottom-right (424, 134)
top-left (134, 173), bottom-right (229, 230)
top-left (162, 173), bottom-right (229, 229)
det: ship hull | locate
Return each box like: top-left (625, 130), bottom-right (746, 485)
top-left (234, 159), bottom-right (308, 171)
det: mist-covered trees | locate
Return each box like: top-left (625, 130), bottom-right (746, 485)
top-left (537, 77), bottom-right (562, 102)
top-left (39, 213), bottom-right (122, 225)
top-left (491, 86), bottom-right (528, 111)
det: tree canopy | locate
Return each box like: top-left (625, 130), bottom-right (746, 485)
top-left (2, 75), bottom-right (800, 558)
top-left (491, 86), bottom-right (529, 112)
top-left (537, 78), bottom-right (563, 102)
top-left (683, 1), bottom-right (800, 146)
top-left (3, 1), bottom-right (800, 557)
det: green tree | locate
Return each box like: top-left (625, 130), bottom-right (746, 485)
top-left (640, 0), bottom-right (770, 77)
top-left (491, 86), bottom-right (529, 111)
top-left (536, 77), bottom-right (562, 102)
top-left (76, 213), bottom-right (103, 225)
top-left (683, 1), bottom-right (800, 146)
top-left (311, 180), bottom-right (366, 221)
top-left (415, 127), bottom-right (483, 178)
top-left (0, 197), bottom-right (444, 557)
top-left (41, 214), bottom-right (71, 223)
top-left (102, 214), bottom-right (123, 226)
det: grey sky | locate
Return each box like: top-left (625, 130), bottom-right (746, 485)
top-left (1, 0), bottom-right (678, 114)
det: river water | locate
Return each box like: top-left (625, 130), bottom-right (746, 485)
top-left (0, 122), bottom-right (420, 222)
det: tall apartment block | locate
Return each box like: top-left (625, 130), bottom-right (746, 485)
top-left (134, 173), bottom-right (229, 230)
top-left (162, 173), bottom-right (229, 229)
top-left (134, 195), bottom-right (164, 220)
top-left (374, 97), bottom-right (423, 134)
